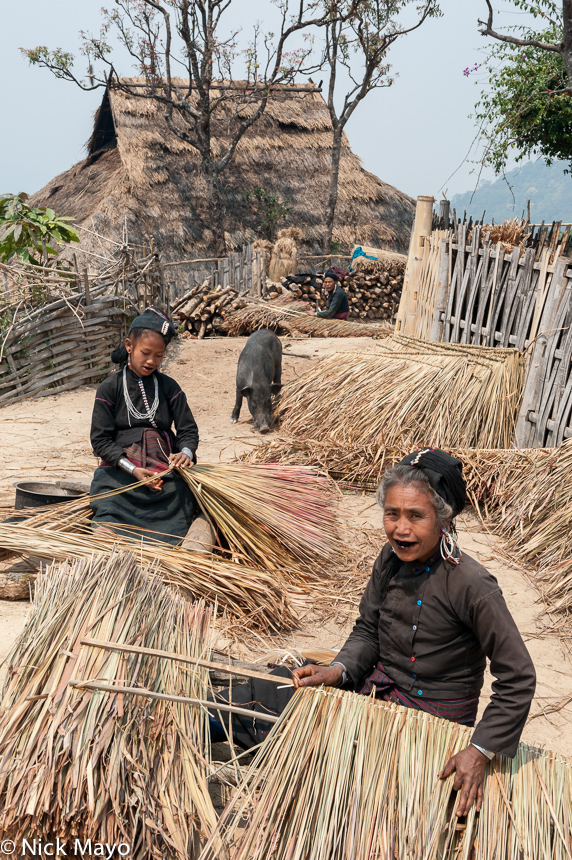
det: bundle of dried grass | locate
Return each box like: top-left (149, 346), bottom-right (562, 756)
top-left (7, 458), bottom-right (343, 572)
top-left (278, 336), bottom-right (524, 451)
top-left (177, 463), bottom-right (343, 571)
top-left (0, 520), bottom-right (298, 632)
top-left (220, 295), bottom-right (393, 338)
top-left (268, 227), bottom-right (301, 282)
top-left (470, 218), bottom-right (532, 253)
top-left (241, 437), bottom-right (532, 512)
top-left (0, 552), bottom-right (218, 856)
top-left (201, 686), bottom-right (572, 860)
top-left (350, 244), bottom-right (407, 276)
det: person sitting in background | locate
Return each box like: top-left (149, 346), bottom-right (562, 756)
top-left (308, 269), bottom-right (349, 320)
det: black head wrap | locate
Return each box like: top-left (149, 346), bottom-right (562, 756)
top-left (398, 448), bottom-right (467, 518)
top-left (323, 268), bottom-right (339, 282)
top-left (111, 306), bottom-right (177, 364)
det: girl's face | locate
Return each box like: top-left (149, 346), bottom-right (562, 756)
top-left (125, 330), bottom-right (166, 376)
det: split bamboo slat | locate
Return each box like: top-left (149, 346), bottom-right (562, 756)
top-left (200, 687), bottom-right (572, 860)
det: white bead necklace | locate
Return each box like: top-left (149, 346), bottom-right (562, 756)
top-left (122, 365), bottom-right (159, 427)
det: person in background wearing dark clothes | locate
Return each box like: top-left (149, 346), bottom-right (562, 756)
top-left (213, 449), bottom-right (536, 820)
top-left (89, 307), bottom-right (199, 544)
top-left (308, 269), bottom-right (349, 320)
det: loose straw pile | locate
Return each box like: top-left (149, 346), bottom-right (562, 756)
top-left (201, 687), bottom-right (572, 860)
top-left (0, 552), bottom-right (218, 857)
top-left (0, 521), bottom-right (298, 632)
top-left (277, 336), bottom-right (524, 451)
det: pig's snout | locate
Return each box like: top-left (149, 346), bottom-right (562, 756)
top-left (258, 423), bottom-right (271, 434)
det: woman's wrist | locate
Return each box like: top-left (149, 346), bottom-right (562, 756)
top-left (118, 457), bottom-right (136, 475)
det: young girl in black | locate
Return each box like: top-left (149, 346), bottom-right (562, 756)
top-left (89, 307), bottom-right (199, 544)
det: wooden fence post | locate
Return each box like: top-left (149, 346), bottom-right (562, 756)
top-left (396, 195), bottom-right (434, 334)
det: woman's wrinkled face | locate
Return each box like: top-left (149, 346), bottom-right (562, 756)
top-left (126, 330), bottom-right (166, 376)
top-left (323, 277), bottom-right (336, 292)
top-left (383, 483), bottom-right (443, 563)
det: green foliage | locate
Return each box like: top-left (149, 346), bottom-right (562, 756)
top-left (245, 186), bottom-right (291, 241)
top-left (474, 5), bottom-right (572, 174)
top-left (0, 194), bottom-right (79, 266)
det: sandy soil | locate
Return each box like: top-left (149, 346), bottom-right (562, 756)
top-left (0, 334), bottom-right (570, 755)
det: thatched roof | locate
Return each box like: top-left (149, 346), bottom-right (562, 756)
top-left (30, 80), bottom-right (415, 261)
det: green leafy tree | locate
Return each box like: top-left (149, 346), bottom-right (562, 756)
top-left (246, 186), bottom-right (292, 240)
top-left (0, 194), bottom-right (79, 265)
top-left (475, 1), bottom-right (572, 173)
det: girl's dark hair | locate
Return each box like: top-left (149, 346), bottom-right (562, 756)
top-left (110, 327), bottom-right (168, 365)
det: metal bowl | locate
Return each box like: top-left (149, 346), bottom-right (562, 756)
top-left (13, 481), bottom-right (87, 510)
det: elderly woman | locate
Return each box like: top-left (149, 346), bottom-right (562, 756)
top-left (293, 448), bottom-right (536, 816)
top-left (307, 269), bottom-right (349, 320)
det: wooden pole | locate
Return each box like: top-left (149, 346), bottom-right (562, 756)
top-left (68, 679), bottom-right (281, 722)
top-left (83, 267), bottom-right (91, 305)
top-left (80, 637), bottom-right (295, 686)
top-left (396, 195), bottom-right (434, 334)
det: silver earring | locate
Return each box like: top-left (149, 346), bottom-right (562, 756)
top-left (440, 528), bottom-right (461, 565)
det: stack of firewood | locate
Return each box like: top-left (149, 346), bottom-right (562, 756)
top-left (282, 270), bottom-right (403, 321)
top-left (172, 280), bottom-right (249, 338)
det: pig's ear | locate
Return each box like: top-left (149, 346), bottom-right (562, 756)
top-left (240, 386), bottom-right (252, 396)
top-left (270, 383), bottom-right (283, 394)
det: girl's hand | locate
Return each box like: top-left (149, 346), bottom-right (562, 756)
top-left (169, 452), bottom-right (192, 468)
top-left (133, 467), bottom-right (163, 490)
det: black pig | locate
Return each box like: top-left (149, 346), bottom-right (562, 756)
top-left (230, 329), bottom-right (282, 433)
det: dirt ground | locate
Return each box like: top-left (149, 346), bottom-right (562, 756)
top-left (0, 334), bottom-right (571, 755)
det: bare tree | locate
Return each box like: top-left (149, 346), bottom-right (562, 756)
top-left (24, 0), bottom-right (348, 257)
top-left (320, 0), bottom-right (441, 254)
top-left (479, 1), bottom-right (572, 94)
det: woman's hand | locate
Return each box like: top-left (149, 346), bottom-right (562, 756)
top-left (439, 745), bottom-right (488, 816)
top-left (133, 467), bottom-right (163, 490)
top-left (169, 452), bottom-right (192, 468)
top-left (292, 663), bottom-right (344, 689)
top-left (306, 310), bottom-right (316, 317)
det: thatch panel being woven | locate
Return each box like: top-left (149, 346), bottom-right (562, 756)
top-left (30, 79), bottom-right (414, 260)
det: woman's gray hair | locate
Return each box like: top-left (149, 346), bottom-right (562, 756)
top-left (376, 464), bottom-right (453, 529)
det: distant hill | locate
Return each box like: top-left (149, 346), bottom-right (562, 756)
top-left (451, 160), bottom-right (572, 224)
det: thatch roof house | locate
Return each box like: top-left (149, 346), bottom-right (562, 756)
top-left (30, 80), bottom-right (415, 260)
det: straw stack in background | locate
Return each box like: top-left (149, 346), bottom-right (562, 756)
top-left (200, 687), bottom-right (572, 860)
top-left (0, 552), bottom-right (217, 857)
top-left (277, 336), bottom-right (525, 451)
top-left (219, 294), bottom-right (393, 338)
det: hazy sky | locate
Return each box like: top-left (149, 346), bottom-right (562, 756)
top-left (0, 0), bottom-right (540, 202)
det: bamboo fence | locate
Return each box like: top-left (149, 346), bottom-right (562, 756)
top-left (394, 206), bottom-right (572, 448)
top-left (0, 249), bottom-right (167, 405)
top-left (201, 686), bottom-right (572, 860)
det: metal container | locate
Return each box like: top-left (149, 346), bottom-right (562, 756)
top-left (13, 481), bottom-right (87, 510)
